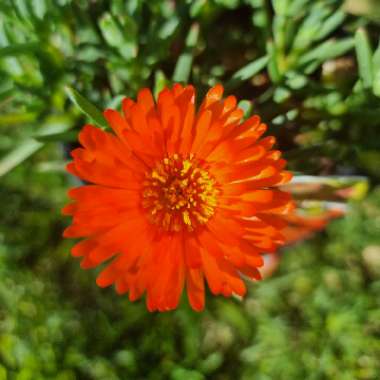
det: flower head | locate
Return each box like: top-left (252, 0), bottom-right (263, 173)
top-left (63, 84), bottom-right (294, 312)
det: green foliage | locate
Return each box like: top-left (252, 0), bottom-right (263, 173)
top-left (1, 0), bottom-right (380, 379)
top-left (1, 0), bottom-right (380, 177)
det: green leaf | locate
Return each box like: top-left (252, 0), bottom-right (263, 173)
top-left (298, 38), bottom-right (354, 68)
top-left (229, 55), bottom-right (268, 86)
top-left (99, 13), bottom-right (125, 47)
top-left (99, 13), bottom-right (137, 60)
top-left (355, 28), bottom-right (373, 89)
top-left (274, 86), bottom-right (291, 103)
top-left (65, 86), bottom-right (108, 129)
top-left (372, 39), bottom-right (380, 72)
top-left (0, 139), bottom-right (43, 177)
top-left (76, 46), bottom-right (105, 62)
top-left (291, 6), bottom-right (327, 51)
top-left (0, 112), bottom-right (38, 126)
top-left (13, 0), bottom-right (32, 19)
top-left (172, 23), bottom-right (199, 83)
top-left (272, 0), bottom-right (290, 16)
top-left (34, 130), bottom-right (77, 143)
top-left (154, 70), bottom-right (169, 98)
top-left (267, 41), bottom-right (281, 83)
top-left (0, 43), bottom-right (40, 58)
top-left (316, 9), bottom-right (346, 40)
top-left (190, 0), bottom-right (207, 17)
top-left (288, 0), bottom-right (310, 15)
top-left (273, 15), bottom-right (287, 53)
top-left (285, 71), bottom-right (307, 89)
top-left (159, 18), bottom-right (180, 40)
top-left (0, 113), bottom-right (74, 176)
top-left (238, 100), bottom-right (253, 117)
top-left (373, 70), bottom-right (380, 97)
top-left (31, 0), bottom-right (47, 19)
top-left (372, 39), bottom-right (380, 96)
top-left (214, 0), bottom-right (239, 9)
top-left (0, 364), bottom-right (7, 380)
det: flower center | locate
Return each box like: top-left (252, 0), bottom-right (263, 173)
top-left (142, 154), bottom-right (219, 232)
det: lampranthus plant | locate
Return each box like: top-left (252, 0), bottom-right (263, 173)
top-left (62, 84), bottom-right (294, 312)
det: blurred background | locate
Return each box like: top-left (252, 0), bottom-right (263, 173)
top-left (1, 0), bottom-right (380, 379)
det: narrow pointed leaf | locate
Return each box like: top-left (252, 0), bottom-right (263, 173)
top-left (355, 28), bottom-right (373, 89)
top-left (34, 130), bottom-right (78, 143)
top-left (173, 23), bottom-right (199, 83)
top-left (372, 39), bottom-right (380, 96)
top-left (298, 38), bottom-right (354, 68)
top-left (267, 41), bottom-right (281, 83)
top-left (154, 70), bottom-right (169, 98)
top-left (0, 139), bottom-right (43, 177)
top-left (227, 55), bottom-right (268, 88)
top-left (316, 9), bottom-right (346, 40)
top-left (65, 86), bottom-right (108, 128)
top-left (288, 0), bottom-right (310, 15)
top-left (372, 39), bottom-right (380, 72)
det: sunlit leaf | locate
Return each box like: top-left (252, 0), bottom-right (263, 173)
top-left (0, 139), bottom-right (43, 177)
top-left (298, 38), bottom-right (354, 69)
top-left (65, 86), bottom-right (108, 129)
top-left (267, 40), bottom-right (281, 82)
top-left (372, 39), bottom-right (380, 96)
top-left (154, 70), bottom-right (169, 98)
top-left (316, 9), bottom-right (346, 40)
top-left (227, 55), bottom-right (268, 88)
top-left (355, 28), bottom-right (373, 89)
top-left (173, 23), bottom-right (199, 83)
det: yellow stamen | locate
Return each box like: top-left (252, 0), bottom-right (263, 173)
top-left (142, 154), bottom-right (219, 232)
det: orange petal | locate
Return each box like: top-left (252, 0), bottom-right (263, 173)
top-left (186, 268), bottom-right (205, 311)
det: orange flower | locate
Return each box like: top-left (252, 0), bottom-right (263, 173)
top-left (63, 84), bottom-right (294, 312)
